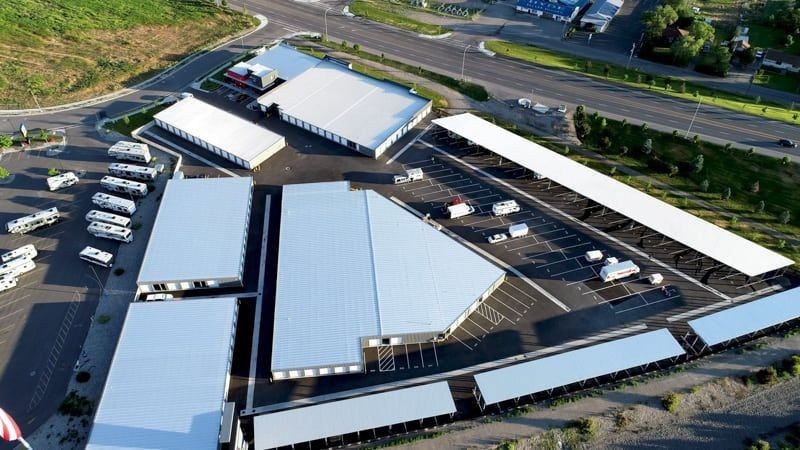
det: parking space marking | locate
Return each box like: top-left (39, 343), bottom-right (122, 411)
top-left (582, 276), bottom-right (646, 295)
top-left (377, 346), bottom-right (395, 372)
top-left (539, 252), bottom-right (594, 269)
top-left (613, 293), bottom-right (681, 314)
top-left (467, 317), bottom-right (489, 334)
top-left (549, 262), bottom-right (600, 278)
top-left (476, 302), bottom-right (505, 326)
top-left (449, 333), bottom-right (474, 351)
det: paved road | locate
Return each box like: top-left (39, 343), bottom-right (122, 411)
top-left (237, 0), bottom-right (800, 160)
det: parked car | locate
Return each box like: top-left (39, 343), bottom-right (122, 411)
top-left (487, 233), bottom-right (508, 244)
top-left (778, 139), bottom-right (797, 148)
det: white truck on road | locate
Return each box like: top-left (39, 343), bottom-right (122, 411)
top-left (492, 200), bottom-right (520, 216)
top-left (46, 172), bottom-right (79, 191)
top-left (393, 168), bottom-right (423, 184)
top-left (447, 200), bottom-right (475, 219)
top-left (509, 223), bottom-right (529, 238)
top-left (599, 260), bottom-right (640, 282)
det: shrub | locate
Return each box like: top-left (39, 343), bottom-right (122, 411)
top-left (0, 135), bottom-right (13, 148)
top-left (779, 210), bottom-right (791, 224)
top-left (746, 439), bottom-right (770, 450)
top-left (662, 392), bottom-right (681, 413)
top-left (0, 166), bottom-right (10, 180)
top-left (700, 179), bottom-right (710, 192)
top-left (96, 314), bottom-right (111, 324)
top-left (58, 390), bottom-right (92, 417)
top-left (783, 355), bottom-right (800, 377)
top-left (131, 222), bottom-right (143, 230)
top-left (47, 168), bottom-right (60, 176)
top-left (756, 200), bottom-right (765, 213)
top-left (721, 187), bottom-right (732, 200)
top-left (756, 366), bottom-right (778, 384)
top-left (750, 180), bottom-right (760, 193)
top-left (353, 43), bottom-right (360, 51)
top-left (615, 410), bottom-right (632, 429)
top-left (497, 440), bottom-right (517, 450)
top-left (113, 268), bottom-right (125, 276)
top-left (609, 166), bottom-right (617, 175)
top-left (575, 417), bottom-right (598, 439)
top-left (75, 371), bottom-right (91, 383)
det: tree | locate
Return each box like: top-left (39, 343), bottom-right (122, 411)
top-left (0, 135), bottom-right (12, 148)
top-left (585, 60), bottom-right (593, 72)
top-left (609, 166), bottom-right (617, 175)
top-left (122, 115), bottom-right (130, 125)
top-left (785, 34), bottom-right (795, 47)
top-left (668, 164), bottom-right (679, 177)
top-left (353, 43), bottom-right (360, 51)
top-left (671, 36), bottom-right (703, 65)
top-left (600, 118), bottom-right (607, 128)
top-left (643, 5), bottom-right (678, 38)
top-left (576, 104), bottom-right (585, 114)
top-left (621, 145), bottom-right (630, 155)
top-left (756, 200), bottom-right (766, 213)
top-left (575, 121), bottom-right (592, 139)
top-left (641, 122), bottom-right (649, 131)
top-left (0, 166), bottom-right (9, 180)
top-left (690, 21), bottom-right (715, 43)
top-left (600, 135), bottom-right (612, 149)
top-left (747, 147), bottom-right (755, 157)
top-left (724, 143), bottom-right (733, 153)
top-left (779, 209), bottom-right (791, 224)
top-left (700, 179), bottom-right (710, 192)
top-left (740, 47), bottom-right (756, 65)
top-left (730, 216), bottom-right (739, 226)
top-left (750, 180), bottom-right (760, 193)
top-left (691, 154), bottom-right (704, 173)
top-left (603, 64), bottom-right (611, 77)
top-left (563, 145), bottom-right (570, 155)
top-left (722, 187), bottom-right (732, 200)
top-left (782, 156), bottom-right (791, 165)
top-left (664, 0), bottom-right (693, 17)
top-left (643, 138), bottom-right (653, 154)
top-left (221, 0), bottom-right (228, 6)
top-left (710, 45), bottom-right (732, 76)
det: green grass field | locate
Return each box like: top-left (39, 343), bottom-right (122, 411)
top-left (748, 24), bottom-right (800, 55)
top-left (485, 40), bottom-right (800, 125)
top-left (0, 0), bottom-right (255, 108)
top-left (349, 0), bottom-right (449, 35)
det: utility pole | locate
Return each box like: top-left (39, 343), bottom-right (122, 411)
top-left (626, 42), bottom-right (635, 69)
top-left (324, 7), bottom-right (333, 41)
top-left (461, 45), bottom-right (472, 81)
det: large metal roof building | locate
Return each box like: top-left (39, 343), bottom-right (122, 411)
top-left (433, 113), bottom-right (793, 278)
top-left (86, 297), bottom-right (238, 450)
top-left (137, 176), bottom-right (253, 293)
top-left (257, 46), bottom-right (432, 158)
top-left (154, 97), bottom-right (286, 170)
top-left (271, 181), bottom-right (505, 380)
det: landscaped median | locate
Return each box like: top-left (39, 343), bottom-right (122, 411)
top-left (348, 0), bottom-right (451, 36)
top-left (484, 40), bottom-right (800, 125)
top-left (315, 39), bottom-right (490, 102)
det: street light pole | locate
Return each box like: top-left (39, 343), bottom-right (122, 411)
top-left (324, 7), bottom-right (333, 41)
top-left (29, 89), bottom-right (42, 112)
top-left (626, 42), bottom-right (635, 69)
top-left (685, 95), bottom-right (703, 138)
top-left (461, 45), bottom-right (472, 81)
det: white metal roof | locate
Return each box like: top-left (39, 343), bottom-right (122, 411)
top-left (253, 382), bottom-right (455, 449)
top-left (257, 54), bottom-right (431, 151)
top-left (137, 177), bottom-right (252, 285)
top-left (432, 113), bottom-right (793, 277)
top-left (688, 286), bottom-right (800, 346)
top-left (247, 43), bottom-right (321, 80)
top-left (474, 329), bottom-right (685, 406)
top-left (154, 97), bottom-right (285, 166)
top-left (86, 297), bottom-right (237, 450)
top-left (272, 183), bottom-right (505, 372)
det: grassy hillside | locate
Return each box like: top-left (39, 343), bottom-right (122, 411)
top-left (0, 0), bottom-right (255, 108)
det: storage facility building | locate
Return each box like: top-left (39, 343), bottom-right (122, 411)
top-left (153, 97), bottom-right (286, 170)
top-left (516, 0), bottom-right (589, 22)
top-left (86, 297), bottom-right (239, 450)
top-left (271, 181), bottom-right (505, 380)
top-left (580, 0), bottom-right (624, 32)
top-left (137, 176), bottom-right (253, 294)
top-left (257, 46), bottom-right (432, 158)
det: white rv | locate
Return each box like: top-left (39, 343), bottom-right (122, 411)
top-left (100, 176), bottom-right (148, 197)
top-left (6, 208), bottom-right (60, 234)
top-left (0, 275), bottom-right (17, 293)
top-left (0, 257), bottom-right (36, 278)
top-left (87, 222), bottom-right (133, 244)
top-left (108, 141), bottom-right (152, 163)
top-left (492, 200), bottom-right (520, 216)
top-left (92, 193), bottom-right (136, 215)
top-left (447, 201), bottom-right (475, 219)
top-left (79, 246), bottom-right (114, 268)
top-left (393, 168), bottom-right (424, 184)
top-left (1, 244), bottom-right (37, 264)
top-left (508, 223), bottom-right (529, 238)
top-left (599, 260), bottom-right (640, 282)
top-left (85, 210), bottom-right (131, 228)
top-left (108, 163), bottom-right (158, 181)
top-left (46, 172), bottom-right (79, 191)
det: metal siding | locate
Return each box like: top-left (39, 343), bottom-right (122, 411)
top-left (432, 114), bottom-right (793, 277)
top-left (136, 177), bottom-right (252, 286)
top-left (86, 298), bottom-right (237, 450)
top-left (475, 329), bottom-right (685, 405)
top-left (253, 382), bottom-right (455, 449)
top-left (688, 286), bottom-right (800, 346)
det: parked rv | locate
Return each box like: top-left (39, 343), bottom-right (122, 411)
top-left (6, 208), bottom-right (60, 234)
top-left (599, 260), bottom-right (640, 282)
top-left (393, 168), bottom-right (424, 184)
top-left (46, 172), bottom-right (79, 191)
top-left (508, 223), bottom-right (529, 239)
top-left (492, 200), bottom-right (520, 217)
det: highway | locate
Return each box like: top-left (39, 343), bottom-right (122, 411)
top-left (1, 0), bottom-right (798, 161)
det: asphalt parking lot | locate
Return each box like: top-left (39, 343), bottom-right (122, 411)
top-left (0, 129), bottom-right (167, 440)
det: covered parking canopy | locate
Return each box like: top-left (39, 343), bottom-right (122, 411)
top-left (253, 382), bottom-right (456, 449)
top-left (432, 113), bottom-right (793, 277)
top-left (688, 286), bottom-right (800, 347)
top-left (474, 329), bottom-right (684, 407)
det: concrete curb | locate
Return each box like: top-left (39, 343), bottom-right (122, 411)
top-left (0, 14), bottom-right (268, 118)
top-left (478, 41), bottom-right (496, 57)
top-left (419, 31), bottom-right (453, 39)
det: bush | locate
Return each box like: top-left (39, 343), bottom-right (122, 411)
top-left (783, 355), bottom-right (800, 377)
top-left (0, 135), bottom-right (13, 148)
top-left (662, 392), bottom-right (681, 413)
top-left (745, 439), bottom-right (771, 450)
top-left (96, 314), bottom-right (111, 324)
top-left (756, 366), bottom-right (778, 384)
top-left (47, 168), bottom-right (60, 176)
top-left (113, 268), bottom-right (125, 276)
top-left (575, 417), bottom-right (598, 439)
top-left (58, 390), bottom-right (92, 417)
top-left (131, 222), bottom-right (143, 230)
top-left (497, 440), bottom-right (517, 450)
top-left (75, 371), bottom-right (91, 383)
top-left (0, 166), bottom-right (10, 180)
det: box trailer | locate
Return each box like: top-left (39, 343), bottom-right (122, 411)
top-left (508, 223), bottom-right (529, 238)
top-left (448, 202), bottom-right (475, 219)
top-left (492, 200), bottom-right (520, 217)
top-left (46, 172), bottom-right (79, 191)
top-left (1, 244), bottom-right (37, 264)
top-left (584, 250), bottom-right (603, 262)
top-left (393, 168), bottom-right (424, 184)
top-left (599, 260), bottom-right (640, 282)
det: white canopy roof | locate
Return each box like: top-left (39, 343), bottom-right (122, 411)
top-left (253, 382), bottom-right (455, 449)
top-left (474, 329), bottom-right (684, 406)
top-left (433, 114), bottom-right (793, 277)
top-left (87, 298), bottom-right (238, 450)
top-left (689, 286), bottom-right (800, 346)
